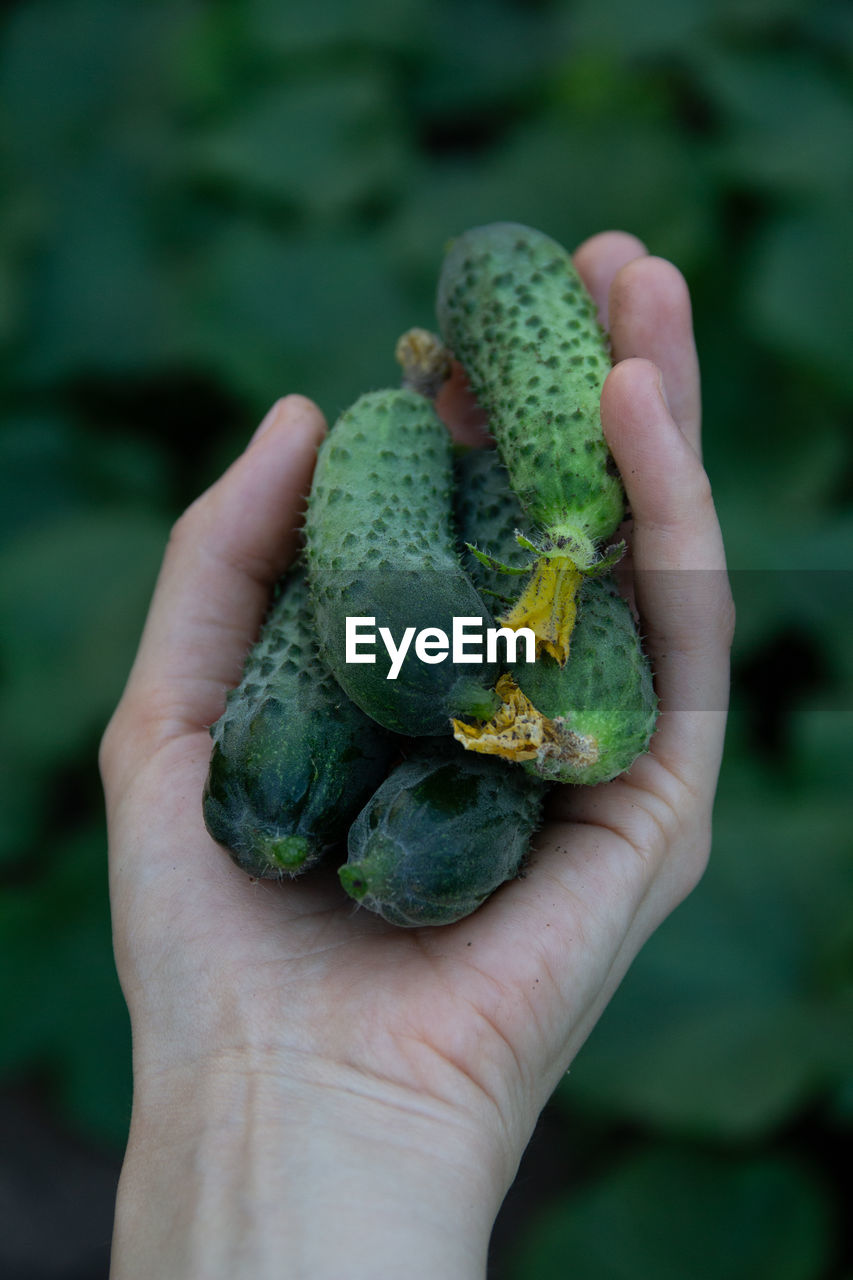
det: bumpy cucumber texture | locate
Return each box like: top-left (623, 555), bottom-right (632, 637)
top-left (509, 579), bottom-right (658, 785)
top-left (203, 566), bottom-right (395, 878)
top-left (437, 222), bottom-right (625, 663)
top-left (340, 745), bottom-right (547, 926)
top-left (453, 449), bottom-right (657, 785)
top-left (304, 388), bottom-right (501, 736)
top-left (454, 445), bottom-right (534, 599)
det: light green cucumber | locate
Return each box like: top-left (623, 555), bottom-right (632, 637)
top-left (437, 222), bottom-right (625, 664)
top-left (452, 448), bottom-right (657, 785)
top-left (339, 744), bottom-right (547, 926)
top-left (203, 566), bottom-right (396, 878)
top-left (508, 579), bottom-right (659, 785)
top-left (304, 388), bottom-right (501, 736)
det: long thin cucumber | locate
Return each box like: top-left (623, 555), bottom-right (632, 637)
top-left (437, 222), bottom-right (625, 664)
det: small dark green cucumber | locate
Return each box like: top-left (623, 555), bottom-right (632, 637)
top-left (203, 566), bottom-right (395, 878)
top-left (339, 745), bottom-right (547, 926)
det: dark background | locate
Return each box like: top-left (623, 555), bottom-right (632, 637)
top-left (1, 1), bottom-right (851, 1276)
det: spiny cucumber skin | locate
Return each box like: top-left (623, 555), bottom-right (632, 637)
top-left (203, 567), bottom-right (395, 878)
top-left (454, 447), bottom-right (531, 602)
top-left (437, 222), bottom-right (624, 549)
top-left (454, 449), bottom-right (657, 784)
top-left (514, 581), bottom-right (658, 785)
top-left (304, 388), bottom-right (500, 736)
top-left (340, 746), bottom-right (547, 926)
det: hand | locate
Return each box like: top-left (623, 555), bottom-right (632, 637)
top-left (100, 232), bottom-right (733, 1279)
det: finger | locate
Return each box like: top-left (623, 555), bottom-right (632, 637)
top-left (599, 357), bottom-right (733, 784)
top-left (469, 359), bottom-right (732, 1060)
top-left (572, 230), bottom-right (648, 327)
top-left (434, 359), bottom-right (492, 446)
top-left (121, 395), bottom-right (327, 737)
top-left (608, 256), bottom-right (702, 455)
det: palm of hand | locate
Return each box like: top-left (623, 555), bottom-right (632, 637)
top-left (101, 232), bottom-right (732, 1173)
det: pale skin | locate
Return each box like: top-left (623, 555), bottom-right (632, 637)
top-left (100, 232), bottom-right (734, 1278)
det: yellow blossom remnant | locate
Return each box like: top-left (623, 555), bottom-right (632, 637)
top-left (452, 673), bottom-right (600, 770)
top-left (498, 557), bottom-right (583, 665)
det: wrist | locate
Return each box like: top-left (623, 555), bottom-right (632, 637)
top-left (112, 1049), bottom-right (505, 1279)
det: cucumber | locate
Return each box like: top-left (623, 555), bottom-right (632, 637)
top-left (203, 566), bottom-right (396, 878)
top-left (509, 579), bottom-right (658, 785)
top-left (452, 449), bottom-right (657, 785)
top-left (339, 744), bottom-right (547, 926)
top-left (437, 222), bottom-right (625, 664)
top-left (304, 388), bottom-right (501, 736)
top-left (454, 445), bottom-right (533, 600)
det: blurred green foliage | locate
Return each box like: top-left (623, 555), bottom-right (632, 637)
top-left (1, 0), bottom-right (851, 1273)
top-left (509, 1144), bottom-right (834, 1280)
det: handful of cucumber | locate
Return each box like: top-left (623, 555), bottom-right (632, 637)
top-left (203, 223), bottom-right (658, 927)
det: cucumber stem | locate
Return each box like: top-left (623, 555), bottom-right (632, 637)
top-left (395, 328), bottom-right (452, 400)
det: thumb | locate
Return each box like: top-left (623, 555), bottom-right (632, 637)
top-left (600, 358), bottom-right (734, 785)
top-left (106, 395), bottom-right (327, 769)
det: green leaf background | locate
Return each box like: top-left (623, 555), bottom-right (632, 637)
top-left (1, 0), bottom-right (851, 1274)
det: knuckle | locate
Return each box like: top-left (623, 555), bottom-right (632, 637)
top-left (98, 701), bottom-right (133, 793)
top-left (98, 686), bottom-right (181, 794)
top-left (97, 711), bottom-right (119, 785)
top-left (167, 496), bottom-right (207, 556)
top-left (681, 825), bottom-right (713, 898)
top-left (688, 465), bottom-right (715, 516)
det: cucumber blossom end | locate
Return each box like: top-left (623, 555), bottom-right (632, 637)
top-left (498, 558), bottom-right (584, 665)
top-left (451, 673), bottom-right (600, 772)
